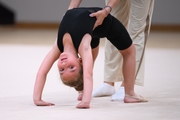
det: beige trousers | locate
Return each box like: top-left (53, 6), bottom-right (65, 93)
top-left (104, 0), bottom-right (154, 86)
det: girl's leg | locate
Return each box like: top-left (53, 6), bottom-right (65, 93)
top-left (92, 0), bottom-right (131, 98)
top-left (120, 44), bottom-right (147, 103)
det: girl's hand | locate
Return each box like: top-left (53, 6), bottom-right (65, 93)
top-left (34, 100), bottom-right (55, 106)
top-left (76, 101), bottom-right (90, 109)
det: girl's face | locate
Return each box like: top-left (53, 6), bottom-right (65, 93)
top-left (57, 52), bottom-right (82, 81)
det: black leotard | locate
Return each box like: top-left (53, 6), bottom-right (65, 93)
top-left (57, 7), bottom-right (132, 52)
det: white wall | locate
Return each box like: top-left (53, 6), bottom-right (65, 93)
top-left (1, 0), bottom-right (180, 25)
top-left (0, 0), bottom-right (104, 23)
top-left (152, 0), bottom-right (180, 25)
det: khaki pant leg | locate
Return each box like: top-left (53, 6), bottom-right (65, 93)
top-left (104, 0), bottom-right (131, 82)
top-left (130, 0), bottom-right (155, 86)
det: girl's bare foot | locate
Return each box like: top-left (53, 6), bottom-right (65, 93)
top-left (77, 92), bottom-right (83, 101)
top-left (124, 94), bottom-right (148, 103)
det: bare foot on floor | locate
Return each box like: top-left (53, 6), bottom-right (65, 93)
top-left (77, 93), bottom-right (83, 101)
top-left (124, 94), bottom-right (148, 103)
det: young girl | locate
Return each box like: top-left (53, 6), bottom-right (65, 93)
top-left (33, 7), bottom-right (147, 109)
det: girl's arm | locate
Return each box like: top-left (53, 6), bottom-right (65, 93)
top-left (33, 41), bottom-right (60, 106)
top-left (77, 34), bottom-right (94, 108)
top-left (68, 0), bottom-right (82, 10)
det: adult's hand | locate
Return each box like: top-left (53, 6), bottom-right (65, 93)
top-left (89, 9), bottom-right (108, 30)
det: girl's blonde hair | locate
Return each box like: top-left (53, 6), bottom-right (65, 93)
top-left (61, 66), bottom-right (83, 91)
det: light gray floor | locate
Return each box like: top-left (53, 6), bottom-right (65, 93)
top-left (0, 27), bottom-right (180, 120)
